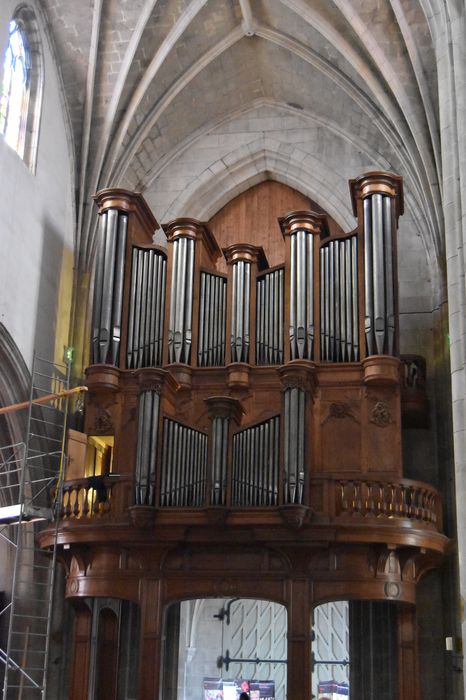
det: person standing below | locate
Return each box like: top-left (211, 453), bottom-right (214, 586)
top-left (239, 693), bottom-right (250, 700)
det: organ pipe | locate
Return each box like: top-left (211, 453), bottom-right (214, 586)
top-left (283, 387), bottom-right (306, 504)
top-left (135, 390), bottom-right (160, 505)
top-left (279, 212), bottom-right (329, 362)
top-left (91, 208), bottom-right (128, 365)
top-left (224, 244), bottom-right (267, 365)
top-left (160, 419), bottom-right (208, 506)
top-left (127, 248), bottom-right (166, 368)
top-left (167, 235), bottom-right (196, 364)
top-left (256, 268), bottom-right (284, 365)
top-left (278, 362), bottom-right (316, 506)
top-left (320, 235), bottom-right (359, 362)
top-left (198, 272), bottom-right (227, 367)
top-left (232, 416), bottom-right (280, 506)
top-left (350, 172), bottom-right (403, 357)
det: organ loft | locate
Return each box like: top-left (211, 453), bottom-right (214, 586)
top-left (38, 173), bottom-right (448, 699)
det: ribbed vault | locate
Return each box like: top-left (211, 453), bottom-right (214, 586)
top-left (37, 0), bottom-right (447, 275)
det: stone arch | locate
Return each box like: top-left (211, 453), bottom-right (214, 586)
top-left (0, 323), bottom-right (30, 449)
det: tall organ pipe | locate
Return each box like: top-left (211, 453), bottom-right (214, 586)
top-left (210, 416), bottom-right (229, 505)
top-left (135, 390), bottom-right (160, 505)
top-left (231, 416), bottom-right (280, 506)
top-left (231, 260), bottom-right (251, 363)
top-left (91, 208), bottom-right (128, 365)
top-left (283, 387), bottom-right (306, 504)
top-left (289, 229), bottom-right (314, 360)
top-left (198, 272), bottom-right (227, 367)
top-left (364, 194), bottom-right (396, 355)
top-left (320, 235), bottom-right (358, 362)
top-left (349, 171), bottom-right (403, 358)
top-left (279, 212), bottom-right (328, 362)
top-left (168, 236), bottom-right (196, 364)
top-left (256, 268), bottom-right (284, 365)
top-left (160, 419), bottom-right (208, 506)
top-left (126, 248), bottom-right (166, 368)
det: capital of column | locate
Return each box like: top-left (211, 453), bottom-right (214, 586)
top-left (162, 217), bottom-right (221, 260)
top-left (277, 360), bottom-right (318, 395)
top-left (223, 243), bottom-right (268, 268)
top-left (349, 171), bottom-right (404, 218)
top-left (278, 210), bottom-right (329, 238)
top-left (134, 367), bottom-right (177, 395)
top-left (204, 396), bottom-right (244, 424)
top-left (93, 188), bottom-right (159, 225)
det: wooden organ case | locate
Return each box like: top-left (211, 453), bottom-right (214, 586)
top-left (41, 175), bottom-right (448, 700)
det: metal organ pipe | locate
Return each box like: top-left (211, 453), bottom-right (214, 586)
top-left (320, 236), bottom-right (359, 362)
top-left (160, 419), bottom-right (208, 507)
top-left (135, 390), bottom-right (160, 505)
top-left (126, 248), bottom-right (166, 368)
top-left (256, 268), bottom-right (284, 365)
top-left (283, 387), bottom-right (306, 504)
top-left (211, 416), bottom-right (229, 505)
top-left (363, 193), bottom-right (396, 356)
top-left (168, 236), bottom-right (195, 364)
top-left (91, 208), bottom-right (128, 365)
top-left (231, 260), bottom-right (251, 363)
top-left (289, 229), bottom-right (314, 360)
top-left (231, 416), bottom-right (280, 506)
top-left (198, 272), bottom-right (227, 367)
top-left (350, 171), bottom-right (402, 357)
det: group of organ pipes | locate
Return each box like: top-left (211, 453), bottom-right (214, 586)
top-left (86, 173), bottom-right (406, 513)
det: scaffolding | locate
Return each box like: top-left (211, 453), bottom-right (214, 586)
top-left (0, 354), bottom-right (82, 699)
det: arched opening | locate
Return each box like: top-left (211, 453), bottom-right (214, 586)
top-left (162, 598), bottom-right (287, 700)
top-left (312, 600), bottom-right (404, 699)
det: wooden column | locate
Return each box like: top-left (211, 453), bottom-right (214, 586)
top-left (138, 578), bottom-right (164, 700)
top-left (287, 577), bottom-right (313, 700)
top-left (69, 601), bottom-right (92, 700)
top-left (398, 604), bottom-right (420, 700)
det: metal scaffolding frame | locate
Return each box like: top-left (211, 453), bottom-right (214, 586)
top-left (0, 354), bottom-right (73, 699)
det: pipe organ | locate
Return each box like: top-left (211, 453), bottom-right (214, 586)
top-left (84, 174), bottom-right (413, 513)
top-left (52, 174), bottom-right (447, 700)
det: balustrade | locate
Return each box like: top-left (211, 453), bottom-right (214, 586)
top-left (61, 477), bottom-right (114, 518)
top-left (60, 471), bottom-right (442, 533)
top-left (337, 479), bottom-right (439, 526)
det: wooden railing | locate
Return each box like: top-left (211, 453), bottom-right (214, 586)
top-left (61, 476), bottom-right (114, 518)
top-left (336, 478), bottom-right (440, 527)
top-left (60, 474), bottom-right (442, 532)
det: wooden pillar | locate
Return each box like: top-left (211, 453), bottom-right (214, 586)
top-left (287, 577), bottom-right (312, 700)
top-left (138, 578), bottom-right (164, 700)
top-left (69, 601), bottom-right (92, 700)
top-left (398, 603), bottom-right (420, 700)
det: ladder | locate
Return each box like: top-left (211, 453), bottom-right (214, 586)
top-left (0, 355), bottom-right (72, 699)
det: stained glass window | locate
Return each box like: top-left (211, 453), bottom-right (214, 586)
top-left (0, 19), bottom-right (31, 157)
